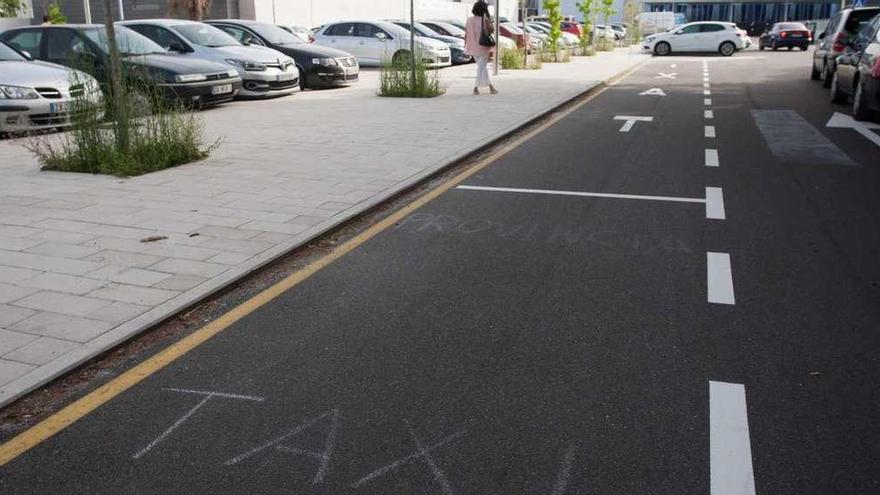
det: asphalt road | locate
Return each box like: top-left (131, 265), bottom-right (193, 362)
top-left (2, 48), bottom-right (880, 494)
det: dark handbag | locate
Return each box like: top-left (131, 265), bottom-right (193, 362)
top-left (479, 17), bottom-right (496, 47)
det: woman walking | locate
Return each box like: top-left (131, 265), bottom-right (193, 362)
top-left (464, 0), bottom-right (498, 95)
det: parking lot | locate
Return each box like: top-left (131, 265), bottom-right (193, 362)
top-left (2, 47), bottom-right (879, 492)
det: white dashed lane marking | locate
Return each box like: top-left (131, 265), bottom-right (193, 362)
top-left (705, 149), bottom-right (720, 167)
top-left (710, 381), bottom-right (756, 494)
top-left (707, 253), bottom-right (736, 305)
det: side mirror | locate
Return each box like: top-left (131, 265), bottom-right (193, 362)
top-left (375, 32), bottom-right (387, 40)
top-left (20, 50), bottom-right (32, 60)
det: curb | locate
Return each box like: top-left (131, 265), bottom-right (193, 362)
top-left (0, 52), bottom-right (651, 410)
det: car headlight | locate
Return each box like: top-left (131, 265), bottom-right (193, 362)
top-left (175, 73), bottom-right (208, 83)
top-left (312, 57), bottom-right (337, 66)
top-left (227, 69), bottom-right (238, 78)
top-left (0, 85), bottom-right (39, 99)
top-left (645, 36), bottom-right (656, 43)
top-left (225, 59), bottom-right (267, 71)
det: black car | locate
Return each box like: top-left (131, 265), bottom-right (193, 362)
top-left (388, 20), bottom-right (472, 65)
top-left (0, 25), bottom-right (241, 107)
top-left (206, 20), bottom-right (358, 90)
top-left (759, 22), bottom-right (812, 51)
top-left (831, 13), bottom-right (880, 122)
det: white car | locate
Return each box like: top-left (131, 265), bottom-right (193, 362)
top-left (594, 25), bottom-right (617, 42)
top-left (312, 21), bottom-right (451, 67)
top-left (642, 21), bottom-right (747, 56)
top-left (528, 23), bottom-right (580, 48)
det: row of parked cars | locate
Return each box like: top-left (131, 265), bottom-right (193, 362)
top-left (811, 7), bottom-right (880, 122)
top-left (0, 15), bottom-right (524, 136)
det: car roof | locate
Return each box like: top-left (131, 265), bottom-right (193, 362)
top-left (119, 19), bottom-right (206, 27)
top-left (208, 19), bottom-right (262, 26)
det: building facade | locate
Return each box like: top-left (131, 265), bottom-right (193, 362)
top-left (642, 0), bottom-right (879, 27)
top-left (23, 0), bottom-right (520, 27)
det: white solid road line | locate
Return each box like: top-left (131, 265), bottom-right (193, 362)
top-left (705, 187), bottom-right (726, 219)
top-left (705, 110), bottom-right (714, 119)
top-left (456, 185), bottom-right (706, 204)
top-left (705, 126), bottom-right (716, 138)
top-left (710, 381), bottom-right (756, 495)
top-left (704, 98), bottom-right (713, 105)
top-left (704, 89), bottom-right (712, 96)
top-left (614, 115), bottom-right (654, 132)
top-left (707, 252), bottom-right (735, 304)
top-left (705, 149), bottom-right (720, 167)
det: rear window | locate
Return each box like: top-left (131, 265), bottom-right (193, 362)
top-left (776, 23), bottom-right (807, 31)
top-left (846, 8), bottom-right (880, 33)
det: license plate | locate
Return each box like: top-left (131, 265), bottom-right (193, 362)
top-left (212, 84), bottom-right (233, 95)
top-left (791, 34), bottom-right (803, 37)
top-left (49, 102), bottom-right (68, 114)
top-left (276, 72), bottom-right (295, 82)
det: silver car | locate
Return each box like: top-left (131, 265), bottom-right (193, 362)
top-left (0, 39), bottom-right (102, 136)
top-left (120, 19), bottom-right (299, 98)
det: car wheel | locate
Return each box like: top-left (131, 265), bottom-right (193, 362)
top-left (822, 62), bottom-right (833, 88)
top-left (830, 70), bottom-right (847, 104)
top-left (771, 40), bottom-right (778, 50)
top-left (654, 41), bottom-right (671, 56)
top-left (788, 46), bottom-right (794, 51)
top-left (853, 77), bottom-right (874, 121)
top-left (810, 61), bottom-right (821, 80)
top-left (393, 50), bottom-right (411, 65)
top-left (759, 43), bottom-right (765, 51)
top-left (719, 41), bottom-right (736, 57)
top-left (298, 67), bottom-right (306, 90)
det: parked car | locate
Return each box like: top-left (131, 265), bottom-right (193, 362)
top-left (520, 23), bottom-right (550, 47)
top-left (0, 39), bottom-right (102, 136)
top-left (830, 13), bottom-right (880, 122)
top-left (500, 23), bottom-right (542, 52)
top-left (642, 21), bottom-right (747, 56)
top-left (759, 22), bottom-right (812, 51)
top-left (420, 21), bottom-right (465, 38)
top-left (812, 7), bottom-right (880, 86)
top-left (311, 21), bottom-right (451, 67)
top-left (528, 22), bottom-right (579, 48)
top-left (388, 20), bottom-right (471, 64)
top-left (441, 20), bottom-right (518, 51)
top-left (278, 25), bottom-right (311, 42)
top-left (595, 25), bottom-right (618, 42)
top-left (206, 19), bottom-right (358, 90)
top-left (611, 23), bottom-right (627, 39)
top-left (120, 20), bottom-right (297, 98)
top-left (0, 25), bottom-right (241, 107)
top-left (561, 21), bottom-right (583, 38)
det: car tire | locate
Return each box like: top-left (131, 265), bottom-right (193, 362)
top-left (654, 41), bottom-right (671, 56)
top-left (298, 67), bottom-right (306, 91)
top-left (719, 41), bottom-right (736, 57)
top-left (759, 43), bottom-right (765, 51)
top-left (830, 70), bottom-right (847, 104)
top-left (771, 40), bottom-right (778, 50)
top-left (822, 62), bottom-right (833, 88)
top-left (853, 77), bottom-right (874, 121)
top-left (788, 46), bottom-right (794, 51)
top-left (393, 50), bottom-right (412, 65)
top-left (810, 61), bottom-right (821, 80)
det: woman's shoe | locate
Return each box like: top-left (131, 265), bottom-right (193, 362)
top-left (489, 85), bottom-right (498, 95)
top-left (473, 88), bottom-right (480, 95)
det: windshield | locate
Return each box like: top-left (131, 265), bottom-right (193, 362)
top-left (776, 23), bottom-right (807, 30)
top-left (83, 26), bottom-right (166, 55)
top-left (250, 23), bottom-right (305, 44)
top-left (434, 22), bottom-right (465, 36)
top-left (503, 24), bottom-right (524, 35)
top-left (174, 23), bottom-right (240, 47)
top-left (0, 41), bottom-right (25, 61)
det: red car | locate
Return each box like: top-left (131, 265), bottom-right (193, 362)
top-left (498, 23), bottom-right (529, 50)
top-left (561, 21), bottom-right (583, 37)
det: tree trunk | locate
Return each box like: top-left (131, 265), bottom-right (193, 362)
top-left (102, 0), bottom-right (128, 153)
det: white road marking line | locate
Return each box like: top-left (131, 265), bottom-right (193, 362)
top-left (705, 125), bottom-right (716, 138)
top-left (671, 63), bottom-right (677, 68)
top-left (707, 253), bottom-right (735, 304)
top-left (704, 89), bottom-right (712, 96)
top-left (406, 421), bottom-right (455, 495)
top-left (704, 77), bottom-right (711, 82)
top-left (705, 187), bottom-right (726, 219)
top-left (704, 98), bottom-right (713, 105)
top-left (704, 82), bottom-right (711, 88)
top-left (132, 394), bottom-right (213, 459)
top-left (710, 381), bottom-right (755, 494)
top-left (656, 72), bottom-right (677, 79)
top-left (163, 388), bottom-right (265, 402)
top-left (551, 445), bottom-right (578, 495)
top-left (225, 410), bottom-right (335, 466)
top-left (705, 149), bottom-right (720, 167)
top-left (705, 110), bottom-right (715, 119)
top-left (614, 115), bottom-right (654, 132)
top-left (826, 111), bottom-right (880, 149)
top-left (456, 185), bottom-right (706, 205)
top-left (350, 430), bottom-right (466, 489)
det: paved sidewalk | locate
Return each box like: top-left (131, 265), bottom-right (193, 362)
top-left (0, 48), bottom-right (649, 407)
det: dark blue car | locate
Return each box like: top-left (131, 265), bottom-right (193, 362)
top-left (759, 22), bottom-right (812, 51)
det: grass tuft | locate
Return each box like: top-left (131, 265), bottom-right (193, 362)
top-left (378, 53), bottom-right (445, 98)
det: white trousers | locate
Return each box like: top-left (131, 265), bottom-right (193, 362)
top-left (474, 54), bottom-right (491, 88)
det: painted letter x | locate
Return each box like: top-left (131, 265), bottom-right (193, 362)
top-left (350, 422), bottom-right (466, 493)
top-left (656, 72), bottom-right (677, 79)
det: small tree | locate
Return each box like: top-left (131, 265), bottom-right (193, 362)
top-left (167, 0), bottom-right (213, 20)
top-left (0, 0), bottom-right (24, 18)
top-left (576, 0), bottom-right (595, 54)
top-left (543, 0), bottom-right (563, 61)
top-left (600, 0), bottom-right (616, 29)
top-left (622, 0), bottom-right (641, 44)
top-left (46, 2), bottom-right (66, 23)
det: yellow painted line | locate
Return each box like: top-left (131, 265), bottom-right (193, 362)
top-left (0, 59), bottom-right (646, 467)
